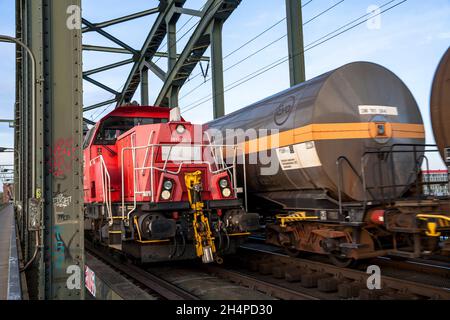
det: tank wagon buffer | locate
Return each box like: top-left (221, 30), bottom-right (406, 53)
top-left (206, 61), bottom-right (450, 266)
top-left (83, 106), bottom-right (259, 264)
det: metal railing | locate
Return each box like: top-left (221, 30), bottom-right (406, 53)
top-left (120, 133), bottom-right (247, 221)
top-left (90, 156), bottom-right (113, 225)
top-left (336, 144), bottom-right (446, 211)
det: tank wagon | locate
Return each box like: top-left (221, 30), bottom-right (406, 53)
top-left (83, 106), bottom-right (258, 264)
top-left (206, 62), bottom-right (450, 266)
top-left (431, 46), bottom-right (450, 163)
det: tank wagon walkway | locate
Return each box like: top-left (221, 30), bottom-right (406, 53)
top-left (0, 205), bottom-right (21, 300)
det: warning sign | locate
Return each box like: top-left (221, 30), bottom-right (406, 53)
top-left (276, 142), bottom-right (322, 171)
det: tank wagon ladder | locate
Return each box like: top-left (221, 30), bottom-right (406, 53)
top-left (360, 144), bottom-right (440, 205)
top-left (337, 143), bottom-right (450, 258)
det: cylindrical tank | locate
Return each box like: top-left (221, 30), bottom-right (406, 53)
top-left (431, 46), bottom-right (450, 161)
top-left (206, 62), bottom-right (425, 204)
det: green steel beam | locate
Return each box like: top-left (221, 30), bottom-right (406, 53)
top-left (155, 0), bottom-right (241, 108)
top-left (83, 75), bottom-right (120, 96)
top-left (83, 99), bottom-right (116, 112)
top-left (82, 44), bottom-right (133, 54)
top-left (0, 119), bottom-right (15, 127)
top-left (82, 18), bottom-right (137, 54)
top-left (83, 58), bottom-right (134, 76)
top-left (82, 44), bottom-right (210, 62)
top-left (174, 7), bottom-right (203, 17)
top-left (143, 60), bottom-right (167, 81)
top-left (117, 0), bottom-right (187, 106)
top-left (83, 118), bottom-right (96, 126)
top-left (82, 8), bottom-right (160, 33)
top-left (285, 0), bottom-right (306, 86)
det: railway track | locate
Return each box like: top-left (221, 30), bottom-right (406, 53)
top-left (248, 235), bottom-right (450, 281)
top-left (85, 239), bottom-right (449, 300)
top-left (228, 245), bottom-right (450, 300)
top-left (203, 265), bottom-right (318, 300)
top-left (85, 242), bottom-right (200, 300)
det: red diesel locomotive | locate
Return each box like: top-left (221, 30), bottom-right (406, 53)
top-left (83, 106), bottom-right (258, 263)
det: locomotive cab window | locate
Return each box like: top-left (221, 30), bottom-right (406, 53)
top-left (94, 116), bottom-right (168, 145)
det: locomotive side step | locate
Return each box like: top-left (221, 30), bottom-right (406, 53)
top-left (108, 218), bottom-right (123, 246)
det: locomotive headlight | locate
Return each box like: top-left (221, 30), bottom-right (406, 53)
top-left (219, 179), bottom-right (229, 188)
top-left (161, 190), bottom-right (172, 200)
top-left (163, 180), bottom-right (173, 190)
top-left (176, 125), bottom-right (186, 134)
top-left (222, 188), bottom-right (232, 198)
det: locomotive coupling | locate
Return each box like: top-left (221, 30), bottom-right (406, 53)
top-left (185, 171), bottom-right (219, 264)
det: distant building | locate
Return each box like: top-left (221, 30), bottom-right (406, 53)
top-left (2, 183), bottom-right (14, 203)
top-left (422, 170), bottom-right (449, 196)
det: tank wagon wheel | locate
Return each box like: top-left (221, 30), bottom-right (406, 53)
top-left (329, 254), bottom-right (355, 268)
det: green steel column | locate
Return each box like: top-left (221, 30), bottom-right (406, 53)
top-left (285, 0), bottom-right (305, 86)
top-left (41, 0), bottom-right (84, 299)
top-left (167, 18), bottom-right (179, 108)
top-left (23, 0), bottom-right (45, 299)
top-left (14, 0), bottom-right (22, 210)
top-left (141, 67), bottom-right (149, 106)
top-left (210, 20), bottom-right (225, 119)
top-left (20, 0), bottom-right (84, 299)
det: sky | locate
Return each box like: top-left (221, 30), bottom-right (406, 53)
top-left (0, 0), bottom-right (449, 174)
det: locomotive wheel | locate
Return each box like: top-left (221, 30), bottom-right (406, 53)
top-left (329, 254), bottom-right (355, 268)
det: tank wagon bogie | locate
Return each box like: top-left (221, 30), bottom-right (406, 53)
top-left (206, 61), bottom-right (450, 266)
top-left (83, 106), bottom-right (258, 264)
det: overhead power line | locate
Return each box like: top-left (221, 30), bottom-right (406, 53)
top-left (180, 0), bottom-right (343, 100)
top-left (180, 0), bottom-right (345, 100)
top-left (181, 0), bottom-right (407, 114)
top-left (184, 0), bottom-right (316, 85)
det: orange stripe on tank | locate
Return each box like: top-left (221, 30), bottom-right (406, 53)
top-left (241, 122), bottom-right (425, 154)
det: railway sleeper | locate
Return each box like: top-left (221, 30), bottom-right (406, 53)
top-left (317, 277), bottom-right (339, 293)
top-left (284, 267), bottom-right (304, 282)
top-left (338, 282), bottom-right (362, 299)
top-left (259, 262), bottom-right (278, 275)
top-left (300, 273), bottom-right (330, 288)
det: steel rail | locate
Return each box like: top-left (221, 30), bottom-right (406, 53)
top-left (85, 242), bottom-right (200, 300)
top-left (238, 246), bottom-right (450, 300)
top-left (204, 265), bottom-right (318, 300)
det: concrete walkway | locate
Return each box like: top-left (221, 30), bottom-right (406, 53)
top-left (0, 205), bottom-right (14, 299)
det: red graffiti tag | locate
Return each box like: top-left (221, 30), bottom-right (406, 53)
top-left (48, 138), bottom-right (78, 177)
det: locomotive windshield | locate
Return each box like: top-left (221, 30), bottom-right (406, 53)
top-left (94, 116), bottom-right (168, 145)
